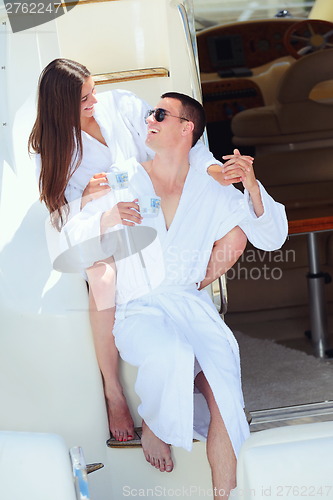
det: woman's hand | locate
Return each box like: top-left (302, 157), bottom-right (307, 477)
top-left (209, 149), bottom-right (263, 216)
top-left (101, 199), bottom-right (142, 233)
top-left (207, 149), bottom-right (254, 187)
top-left (222, 149), bottom-right (257, 192)
top-left (81, 172), bottom-right (111, 209)
top-left (223, 149), bottom-right (264, 216)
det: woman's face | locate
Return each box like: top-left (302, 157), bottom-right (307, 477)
top-left (80, 76), bottom-right (97, 119)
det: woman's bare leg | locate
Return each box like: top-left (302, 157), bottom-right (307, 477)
top-left (195, 372), bottom-right (236, 499)
top-left (86, 260), bottom-right (134, 441)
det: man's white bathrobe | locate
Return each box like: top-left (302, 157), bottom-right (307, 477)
top-left (101, 157), bottom-right (288, 457)
top-left (58, 153), bottom-right (287, 456)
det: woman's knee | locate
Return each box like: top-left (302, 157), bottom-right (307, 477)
top-left (87, 261), bottom-right (116, 311)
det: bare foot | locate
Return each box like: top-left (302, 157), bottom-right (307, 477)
top-left (106, 391), bottom-right (135, 442)
top-left (141, 420), bottom-right (173, 472)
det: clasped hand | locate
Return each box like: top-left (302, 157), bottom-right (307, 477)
top-left (208, 148), bottom-right (258, 193)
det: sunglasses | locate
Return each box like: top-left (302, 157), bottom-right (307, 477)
top-left (145, 108), bottom-right (189, 123)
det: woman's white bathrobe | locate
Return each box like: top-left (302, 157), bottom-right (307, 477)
top-left (95, 157), bottom-right (288, 457)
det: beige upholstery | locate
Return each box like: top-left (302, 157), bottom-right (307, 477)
top-left (226, 50), bottom-right (333, 318)
top-left (229, 47), bottom-right (333, 216)
top-left (232, 48), bottom-right (333, 144)
top-left (235, 422), bottom-right (333, 500)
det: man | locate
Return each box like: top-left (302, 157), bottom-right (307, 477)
top-left (88, 93), bottom-right (287, 498)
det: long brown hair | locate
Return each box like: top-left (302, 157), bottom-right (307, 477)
top-left (28, 58), bottom-right (90, 230)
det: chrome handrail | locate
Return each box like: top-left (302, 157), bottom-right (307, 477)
top-left (176, 1), bottom-right (202, 102)
top-left (70, 446), bottom-right (92, 500)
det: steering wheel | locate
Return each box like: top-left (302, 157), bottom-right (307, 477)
top-left (283, 19), bottom-right (333, 59)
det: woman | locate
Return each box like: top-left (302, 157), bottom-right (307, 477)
top-left (28, 58), bottom-right (234, 442)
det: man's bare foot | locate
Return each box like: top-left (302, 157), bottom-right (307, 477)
top-left (141, 420), bottom-right (173, 472)
top-left (106, 391), bottom-right (135, 442)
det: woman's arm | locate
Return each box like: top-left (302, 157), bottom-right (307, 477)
top-left (189, 142), bottom-right (254, 187)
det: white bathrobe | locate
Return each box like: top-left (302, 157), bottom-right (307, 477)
top-left (60, 150), bottom-right (288, 274)
top-left (37, 88), bottom-right (288, 452)
top-left (96, 157), bottom-right (287, 457)
top-left (64, 89), bottom-right (221, 214)
top-left (58, 157), bottom-right (287, 454)
top-left (38, 88), bottom-right (222, 267)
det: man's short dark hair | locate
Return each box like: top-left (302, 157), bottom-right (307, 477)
top-left (161, 92), bottom-right (206, 146)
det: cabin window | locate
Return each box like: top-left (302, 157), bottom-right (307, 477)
top-left (193, 0), bottom-right (316, 30)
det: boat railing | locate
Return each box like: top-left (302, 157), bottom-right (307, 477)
top-left (92, 67), bottom-right (169, 86)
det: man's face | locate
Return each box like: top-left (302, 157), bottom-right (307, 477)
top-left (145, 98), bottom-right (186, 151)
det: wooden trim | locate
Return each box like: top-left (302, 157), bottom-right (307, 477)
top-left (92, 67), bottom-right (169, 85)
top-left (107, 427), bottom-right (143, 448)
top-left (106, 427), bottom-right (199, 448)
top-left (288, 216), bottom-right (333, 235)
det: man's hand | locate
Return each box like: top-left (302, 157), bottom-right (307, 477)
top-left (100, 200), bottom-right (142, 234)
top-left (81, 172), bottom-right (111, 209)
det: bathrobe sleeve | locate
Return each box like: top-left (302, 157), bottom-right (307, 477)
top-left (51, 192), bottom-right (121, 271)
top-left (188, 143), bottom-right (288, 250)
top-left (63, 196), bottom-right (108, 244)
top-left (112, 89), bottom-right (154, 160)
top-left (229, 181), bottom-right (288, 251)
top-left (189, 139), bottom-right (223, 172)
top-left (122, 91), bottom-right (150, 139)
top-left (239, 181), bottom-right (288, 250)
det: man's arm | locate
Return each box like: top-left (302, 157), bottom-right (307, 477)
top-left (81, 173), bottom-right (111, 209)
top-left (208, 149), bottom-right (288, 250)
top-left (199, 226), bottom-right (247, 290)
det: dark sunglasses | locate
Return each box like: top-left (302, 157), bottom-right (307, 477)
top-left (145, 108), bottom-right (189, 123)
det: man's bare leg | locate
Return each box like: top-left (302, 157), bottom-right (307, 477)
top-left (195, 372), bottom-right (237, 499)
top-left (87, 260), bottom-right (134, 442)
top-left (141, 420), bottom-right (174, 473)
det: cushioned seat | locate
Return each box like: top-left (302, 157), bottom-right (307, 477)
top-left (235, 422), bottom-right (333, 500)
top-left (232, 48), bottom-right (333, 145)
top-left (267, 181), bottom-right (333, 212)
